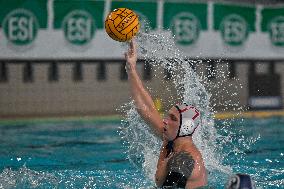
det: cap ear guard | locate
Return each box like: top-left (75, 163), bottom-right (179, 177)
top-left (179, 118), bottom-right (198, 137)
top-left (226, 175), bottom-right (240, 189)
top-left (225, 174), bottom-right (256, 189)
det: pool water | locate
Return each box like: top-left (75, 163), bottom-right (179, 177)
top-left (0, 117), bottom-right (283, 188)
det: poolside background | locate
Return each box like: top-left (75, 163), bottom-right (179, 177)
top-left (1, 0), bottom-right (284, 118)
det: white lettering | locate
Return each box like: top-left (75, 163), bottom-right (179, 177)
top-left (67, 17), bottom-right (91, 42)
top-left (76, 18), bottom-right (86, 41)
top-left (271, 22), bottom-right (284, 43)
top-left (67, 18), bottom-right (77, 41)
top-left (8, 17), bottom-right (33, 41)
top-left (224, 21), bottom-right (246, 43)
top-left (86, 18), bottom-right (91, 40)
top-left (8, 17), bottom-right (18, 40)
top-left (174, 19), bottom-right (196, 42)
top-left (18, 17), bottom-right (29, 41)
top-left (29, 17), bottom-right (33, 41)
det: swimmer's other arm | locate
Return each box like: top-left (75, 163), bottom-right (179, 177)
top-left (125, 39), bottom-right (164, 138)
top-left (155, 141), bottom-right (170, 187)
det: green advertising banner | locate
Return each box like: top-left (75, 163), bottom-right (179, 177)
top-left (214, 4), bottom-right (256, 46)
top-left (111, 0), bottom-right (157, 31)
top-left (261, 7), bottom-right (284, 47)
top-left (1, 0), bottom-right (284, 59)
top-left (53, 0), bottom-right (105, 46)
top-left (0, 0), bottom-right (47, 46)
top-left (163, 2), bottom-right (207, 46)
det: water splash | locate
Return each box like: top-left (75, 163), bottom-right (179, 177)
top-left (0, 165), bottom-right (151, 189)
top-left (119, 104), bottom-right (161, 183)
top-left (0, 165), bottom-right (58, 188)
top-left (119, 30), bottom-right (246, 188)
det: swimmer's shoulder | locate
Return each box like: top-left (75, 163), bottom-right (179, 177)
top-left (181, 148), bottom-right (207, 180)
top-left (182, 147), bottom-right (203, 161)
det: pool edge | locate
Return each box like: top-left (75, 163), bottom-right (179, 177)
top-left (1, 110), bottom-right (284, 124)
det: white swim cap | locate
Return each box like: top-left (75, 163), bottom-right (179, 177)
top-left (175, 103), bottom-right (201, 137)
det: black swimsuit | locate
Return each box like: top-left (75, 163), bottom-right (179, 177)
top-left (162, 151), bottom-right (195, 188)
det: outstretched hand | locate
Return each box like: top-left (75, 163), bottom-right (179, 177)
top-left (125, 39), bottom-right (137, 71)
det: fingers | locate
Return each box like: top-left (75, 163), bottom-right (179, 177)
top-left (125, 38), bottom-right (137, 62)
top-left (129, 38), bottom-right (137, 54)
top-left (129, 39), bottom-right (133, 49)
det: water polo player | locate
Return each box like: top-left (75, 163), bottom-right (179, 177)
top-left (125, 39), bottom-right (207, 189)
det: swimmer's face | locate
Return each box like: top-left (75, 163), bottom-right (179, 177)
top-left (163, 106), bottom-right (180, 141)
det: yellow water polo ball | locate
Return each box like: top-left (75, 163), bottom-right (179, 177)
top-left (105, 8), bottom-right (140, 42)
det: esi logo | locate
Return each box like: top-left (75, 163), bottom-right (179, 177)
top-left (220, 14), bottom-right (248, 46)
top-left (62, 10), bottom-right (95, 46)
top-left (2, 9), bottom-right (39, 46)
top-left (269, 16), bottom-right (284, 47)
top-left (170, 12), bottom-right (200, 45)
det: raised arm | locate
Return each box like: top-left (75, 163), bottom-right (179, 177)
top-left (125, 39), bottom-right (163, 138)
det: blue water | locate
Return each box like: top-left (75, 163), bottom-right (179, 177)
top-left (0, 117), bottom-right (283, 188)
